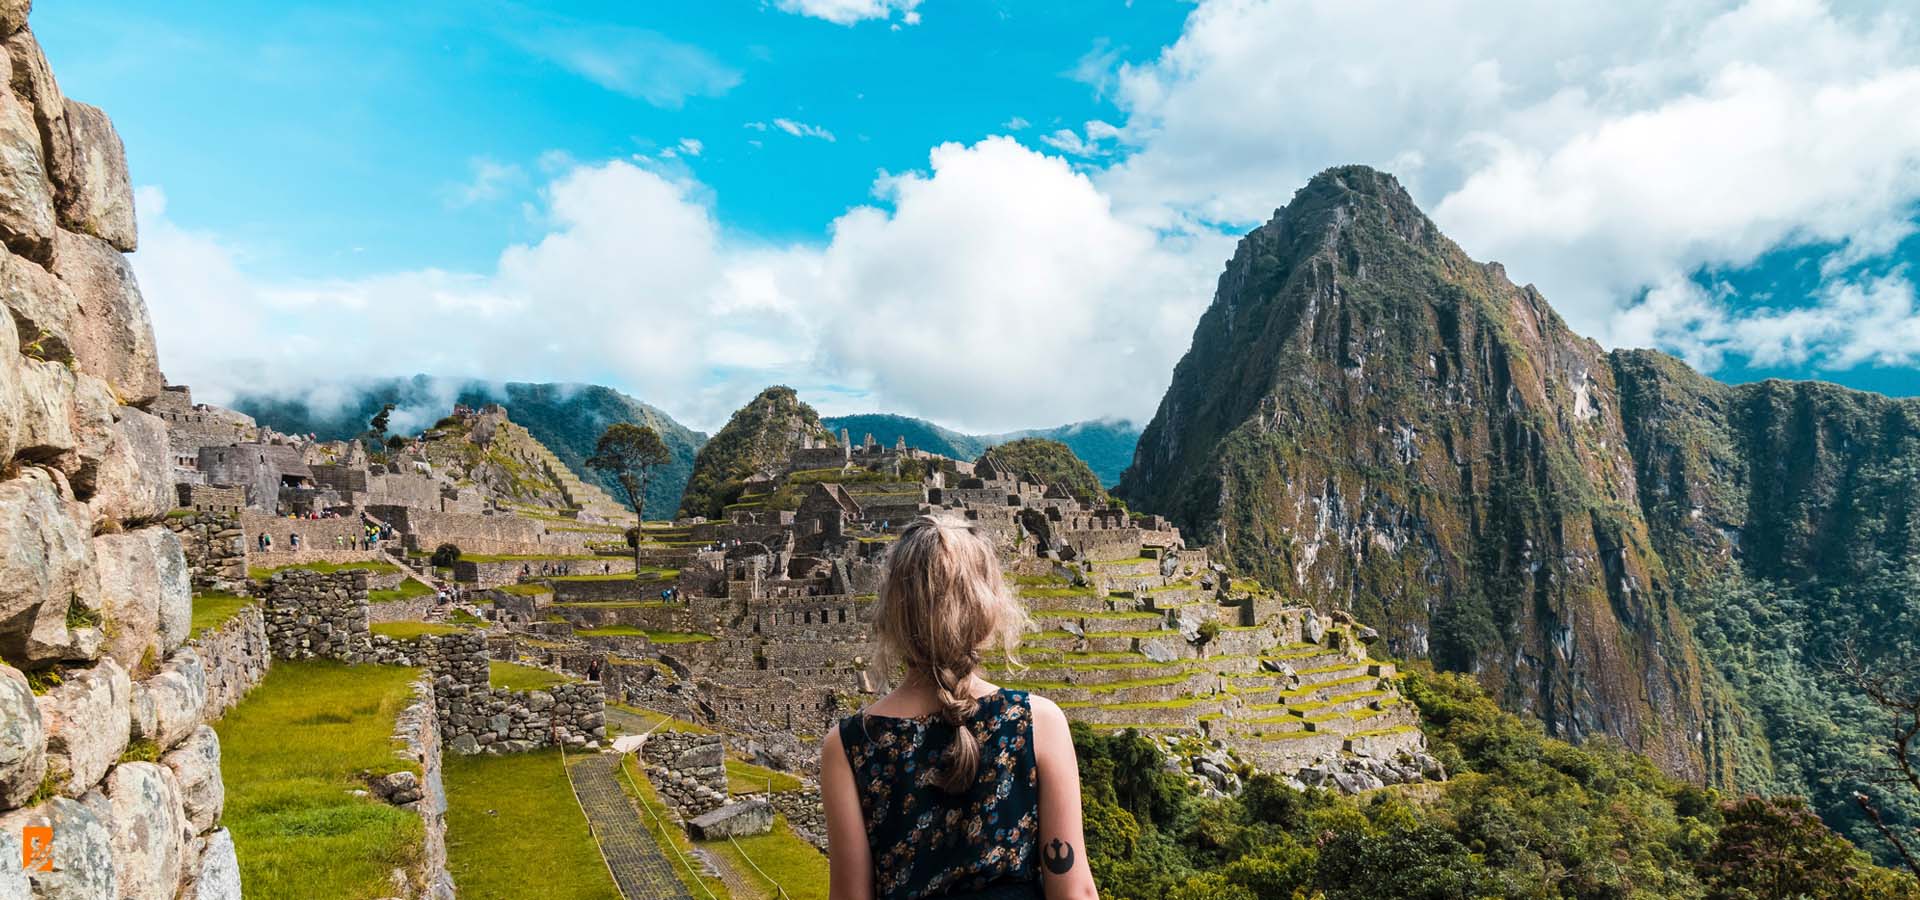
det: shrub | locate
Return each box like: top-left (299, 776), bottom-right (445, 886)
top-left (430, 543), bottom-right (462, 568)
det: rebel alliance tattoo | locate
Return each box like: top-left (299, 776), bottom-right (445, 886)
top-left (1043, 838), bottom-right (1076, 875)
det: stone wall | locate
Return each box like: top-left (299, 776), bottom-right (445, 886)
top-left (769, 789), bottom-right (826, 851)
top-left (188, 604), bottom-right (268, 722)
top-left (372, 505), bottom-right (552, 556)
top-left (262, 568), bottom-right (375, 662)
top-left (242, 510), bottom-right (387, 557)
top-left (640, 733), bottom-right (728, 817)
top-left (164, 507), bottom-right (247, 593)
top-left (0, 6), bottom-right (246, 894)
top-left (376, 678), bottom-right (454, 900)
top-left (455, 555), bottom-right (633, 588)
top-left (404, 631), bottom-right (608, 754)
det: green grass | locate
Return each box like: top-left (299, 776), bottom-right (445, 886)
top-left (369, 621), bottom-right (471, 640)
top-left (621, 755), bottom-right (733, 899)
top-left (610, 703), bottom-right (713, 734)
top-left (189, 592), bottom-right (254, 638)
top-left (494, 583), bottom-right (554, 597)
top-left (248, 560), bottom-right (401, 581)
top-left (444, 751), bottom-right (619, 899)
top-left (368, 579), bottom-right (434, 605)
top-left (449, 610), bottom-right (488, 627)
top-left (489, 660), bottom-right (574, 692)
top-left (1000, 672), bottom-right (1193, 692)
top-left (726, 758), bottom-right (804, 794)
top-left (551, 601), bottom-right (676, 609)
top-left (575, 627), bottom-right (714, 643)
top-left (454, 552), bottom-right (606, 564)
top-left (704, 815), bottom-right (830, 900)
top-left (215, 661), bottom-right (425, 900)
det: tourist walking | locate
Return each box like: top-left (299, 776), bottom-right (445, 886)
top-left (822, 516), bottom-right (1096, 900)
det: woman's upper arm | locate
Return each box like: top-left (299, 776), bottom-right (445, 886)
top-left (1031, 695), bottom-right (1099, 900)
top-left (821, 727), bottom-right (873, 900)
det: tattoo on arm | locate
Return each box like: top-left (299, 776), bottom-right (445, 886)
top-left (1043, 838), bottom-right (1076, 875)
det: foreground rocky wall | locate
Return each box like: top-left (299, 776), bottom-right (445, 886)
top-left (188, 603), bottom-right (267, 722)
top-left (372, 677), bottom-right (454, 900)
top-left (0, 4), bottom-right (244, 895)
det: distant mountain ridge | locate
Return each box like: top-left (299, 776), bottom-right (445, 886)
top-left (232, 376), bottom-right (706, 518)
top-left (821, 414), bottom-right (1140, 487)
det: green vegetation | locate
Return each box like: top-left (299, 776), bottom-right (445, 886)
top-left (444, 751), bottom-right (619, 899)
top-left (1074, 667), bottom-right (1919, 900)
top-left (494, 583), bottom-right (554, 597)
top-left (369, 621), bottom-right (470, 640)
top-left (725, 758), bottom-right (804, 794)
top-left (575, 627), bottom-right (715, 643)
top-left (587, 421), bottom-right (672, 524)
top-left (977, 437), bottom-right (1106, 502)
top-left (610, 703), bottom-right (713, 734)
top-left (680, 385), bottom-right (833, 519)
top-left (248, 560), bottom-right (401, 581)
top-left (619, 754), bottom-right (733, 898)
top-left (189, 591), bottom-right (254, 637)
top-left (367, 579), bottom-right (433, 605)
top-left (488, 660), bottom-right (573, 691)
top-left (704, 815), bottom-right (830, 900)
top-left (216, 661), bottom-right (426, 900)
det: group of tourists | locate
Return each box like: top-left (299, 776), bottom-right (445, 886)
top-left (657, 587), bottom-right (684, 603)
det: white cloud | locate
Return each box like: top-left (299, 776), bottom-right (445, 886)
top-left (1095, 0), bottom-right (1920, 366)
top-left (659, 137), bottom-right (704, 159)
top-left (772, 118), bottom-right (836, 142)
top-left (134, 139), bottom-right (1227, 432)
top-left (444, 158), bottom-right (523, 207)
top-left (517, 24), bottom-right (740, 107)
top-left (1003, 116), bottom-right (1031, 131)
top-left (1617, 269), bottom-right (1920, 372)
top-left (774, 0), bottom-right (922, 26)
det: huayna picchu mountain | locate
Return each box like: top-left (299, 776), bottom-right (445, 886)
top-left (1117, 165), bottom-right (1920, 858)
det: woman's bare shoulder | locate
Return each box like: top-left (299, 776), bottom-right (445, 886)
top-left (1023, 692), bottom-right (1070, 734)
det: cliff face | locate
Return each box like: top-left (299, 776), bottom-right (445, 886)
top-left (1119, 166), bottom-right (1711, 777)
top-left (678, 385), bottom-right (833, 518)
top-left (0, 7), bottom-right (244, 895)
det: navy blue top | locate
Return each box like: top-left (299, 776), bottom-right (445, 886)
top-left (838, 689), bottom-right (1043, 900)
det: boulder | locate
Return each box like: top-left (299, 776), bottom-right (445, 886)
top-left (13, 357), bottom-right (113, 476)
top-left (0, 795), bottom-right (118, 900)
top-left (1159, 553), bottom-right (1179, 578)
top-left (49, 228), bottom-right (158, 405)
top-left (0, 287), bottom-right (17, 459)
top-left (0, 0), bottom-right (27, 37)
top-left (160, 725), bottom-right (223, 833)
top-left (93, 526), bottom-right (191, 668)
top-left (36, 656), bottom-right (128, 794)
top-left (85, 404), bottom-right (171, 524)
top-left (0, 663), bottom-right (44, 806)
top-left (0, 467), bottom-right (100, 664)
top-left (47, 100), bottom-right (136, 251)
top-left (191, 828), bottom-right (241, 900)
top-left (0, 41), bottom-right (53, 261)
top-left (688, 798), bottom-right (774, 840)
top-left (1302, 608), bottom-right (1325, 644)
top-left (1141, 640), bottom-right (1178, 664)
top-left (673, 740), bottom-right (724, 770)
top-left (131, 648), bottom-right (205, 750)
top-left (0, 242), bottom-right (75, 365)
top-left (103, 761), bottom-right (190, 900)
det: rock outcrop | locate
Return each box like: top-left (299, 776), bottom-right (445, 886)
top-left (0, 6), bottom-right (239, 896)
top-left (678, 385), bottom-right (833, 518)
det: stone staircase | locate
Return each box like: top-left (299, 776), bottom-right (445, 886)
top-left (498, 421), bottom-right (632, 522)
top-left (992, 553), bottom-right (1425, 776)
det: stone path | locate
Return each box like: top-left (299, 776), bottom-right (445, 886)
top-left (566, 752), bottom-right (694, 900)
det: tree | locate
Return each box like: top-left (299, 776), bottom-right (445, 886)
top-left (587, 423), bottom-right (671, 536)
top-left (1844, 647), bottom-right (1920, 880)
top-left (362, 403), bottom-right (396, 449)
top-left (430, 543), bottom-right (462, 568)
top-left (1699, 795), bottom-right (1872, 899)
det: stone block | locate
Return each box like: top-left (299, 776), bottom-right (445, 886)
top-left (103, 761), bottom-right (190, 900)
top-left (93, 526), bottom-right (191, 668)
top-left (0, 42), bottom-right (53, 261)
top-left (688, 798), bottom-right (774, 840)
top-left (160, 725), bottom-right (223, 834)
top-left (0, 242), bottom-right (73, 365)
top-left (35, 655), bottom-right (128, 795)
top-left (0, 663), bottom-right (43, 807)
top-left (12, 357), bottom-right (112, 476)
top-left (49, 228), bottom-right (158, 404)
top-left (47, 99), bottom-right (135, 251)
top-left (130, 647), bottom-right (205, 750)
top-left (0, 795), bottom-right (117, 900)
top-left (86, 404), bottom-right (171, 525)
top-left (191, 827), bottom-right (241, 900)
top-left (0, 467), bottom-right (100, 664)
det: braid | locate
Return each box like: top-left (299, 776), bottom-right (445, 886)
top-left (931, 659), bottom-right (982, 793)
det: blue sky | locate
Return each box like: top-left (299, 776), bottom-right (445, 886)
top-left (30, 0), bottom-right (1920, 432)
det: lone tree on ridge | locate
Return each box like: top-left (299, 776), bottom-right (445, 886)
top-left (587, 423), bottom-right (672, 549)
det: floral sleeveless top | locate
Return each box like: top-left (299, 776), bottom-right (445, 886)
top-left (837, 689), bottom-right (1043, 900)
